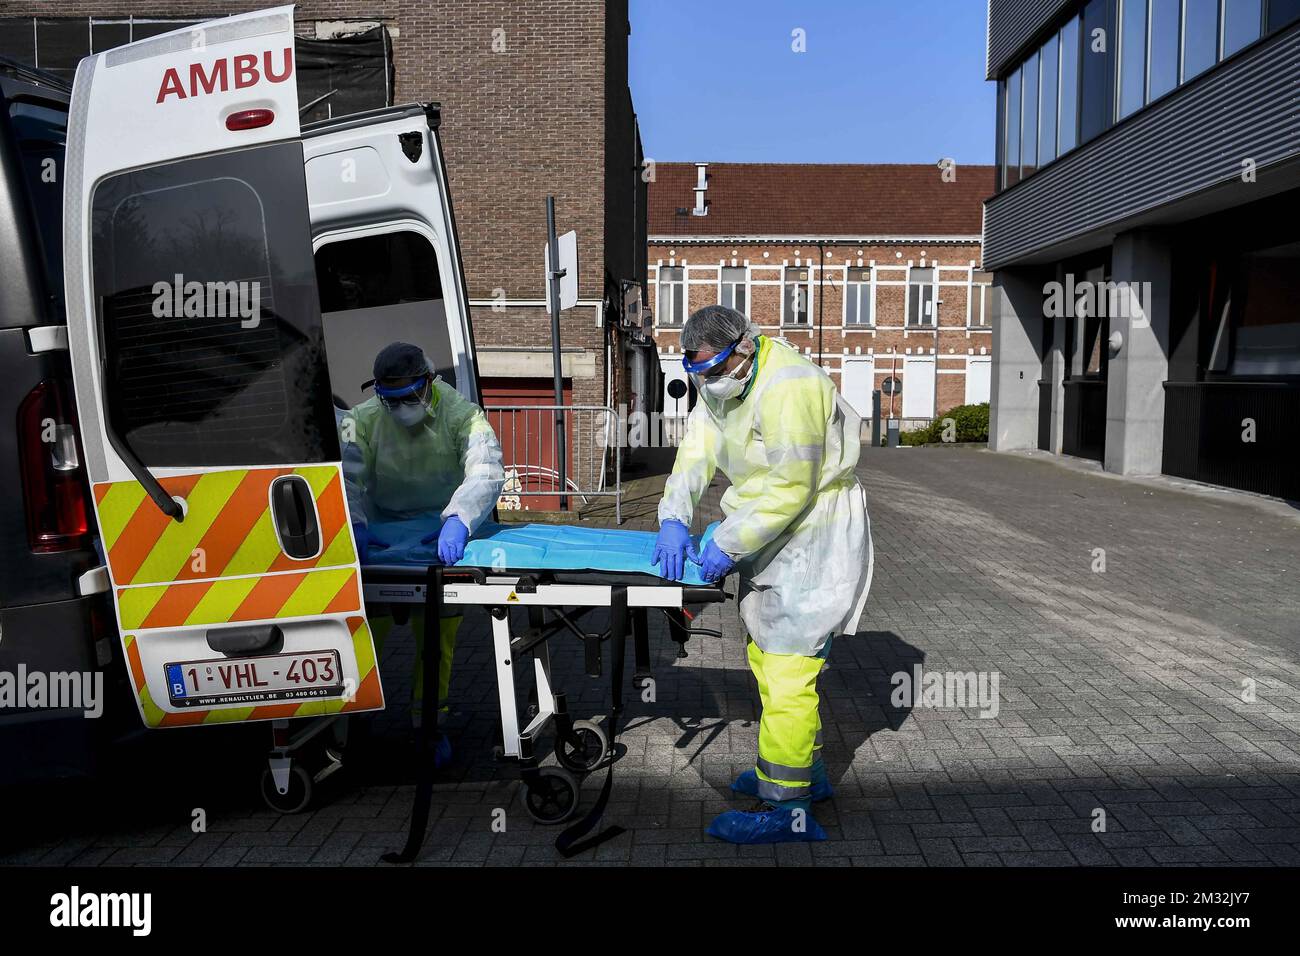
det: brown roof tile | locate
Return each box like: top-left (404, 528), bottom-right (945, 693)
top-left (648, 162), bottom-right (994, 238)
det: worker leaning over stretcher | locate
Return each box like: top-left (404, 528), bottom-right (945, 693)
top-left (652, 306), bottom-right (873, 845)
top-left (341, 342), bottom-right (506, 755)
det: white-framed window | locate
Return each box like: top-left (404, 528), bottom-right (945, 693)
top-left (719, 266), bottom-right (747, 312)
top-left (844, 266), bottom-right (874, 326)
top-left (782, 266), bottom-right (810, 326)
top-left (657, 266), bottom-right (685, 326)
top-left (907, 266), bottom-right (936, 327)
top-left (968, 270), bottom-right (993, 327)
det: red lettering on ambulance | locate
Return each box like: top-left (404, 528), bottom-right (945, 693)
top-left (156, 67), bottom-right (186, 104)
top-left (189, 59), bottom-right (228, 97)
top-left (156, 47), bottom-right (294, 104)
top-left (233, 54), bottom-right (259, 89)
top-left (263, 47), bottom-right (293, 83)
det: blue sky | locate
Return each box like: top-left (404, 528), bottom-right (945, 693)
top-left (628, 0), bottom-right (995, 166)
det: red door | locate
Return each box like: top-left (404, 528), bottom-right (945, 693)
top-left (480, 378), bottom-right (575, 512)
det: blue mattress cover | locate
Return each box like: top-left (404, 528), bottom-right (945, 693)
top-left (366, 518), bottom-right (720, 586)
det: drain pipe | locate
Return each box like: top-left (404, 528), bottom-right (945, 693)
top-left (816, 242), bottom-right (826, 369)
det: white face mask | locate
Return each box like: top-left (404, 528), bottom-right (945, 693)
top-left (389, 403), bottom-right (427, 427)
top-left (700, 352), bottom-right (755, 402)
top-left (703, 375), bottom-right (747, 400)
top-left (386, 385), bottom-right (432, 428)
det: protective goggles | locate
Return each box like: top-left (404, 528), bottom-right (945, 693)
top-left (371, 376), bottom-right (430, 408)
top-left (681, 336), bottom-right (744, 376)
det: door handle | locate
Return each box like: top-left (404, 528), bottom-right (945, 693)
top-left (270, 475), bottom-right (320, 560)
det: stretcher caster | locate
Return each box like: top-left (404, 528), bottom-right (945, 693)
top-left (522, 767), bottom-right (580, 825)
top-left (556, 719), bottom-right (608, 773)
top-left (260, 764), bottom-right (313, 814)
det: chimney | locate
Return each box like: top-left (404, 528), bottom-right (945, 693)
top-left (692, 162), bottom-right (708, 216)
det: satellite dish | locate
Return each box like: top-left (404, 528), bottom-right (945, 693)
top-left (881, 377), bottom-right (901, 395)
top-left (667, 378), bottom-right (688, 400)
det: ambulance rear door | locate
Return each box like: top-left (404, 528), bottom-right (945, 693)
top-left (301, 104), bottom-right (483, 408)
top-left (63, 5), bottom-right (384, 727)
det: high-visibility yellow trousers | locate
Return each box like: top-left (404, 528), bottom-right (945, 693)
top-left (371, 611), bottom-right (461, 716)
top-left (747, 637), bottom-right (826, 807)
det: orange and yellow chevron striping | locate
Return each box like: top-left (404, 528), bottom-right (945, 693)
top-left (123, 616), bottom-right (384, 728)
top-left (116, 568), bottom-right (361, 630)
top-left (94, 466), bottom-right (354, 587)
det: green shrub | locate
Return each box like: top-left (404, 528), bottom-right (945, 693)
top-left (898, 403), bottom-right (989, 445)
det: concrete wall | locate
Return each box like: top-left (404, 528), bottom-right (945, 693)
top-left (1104, 229), bottom-right (1172, 475)
top-left (989, 266), bottom-right (1047, 451)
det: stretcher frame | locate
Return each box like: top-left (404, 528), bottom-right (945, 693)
top-left (360, 563), bottom-right (726, 861)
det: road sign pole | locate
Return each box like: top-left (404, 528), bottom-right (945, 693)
top-left (545, 197), bottom-right (567, 511)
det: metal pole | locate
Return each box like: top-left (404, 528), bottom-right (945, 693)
top-left (817, 242), bottom-right (825, 369)
top-left (545, 197), bottom-right (568, 511)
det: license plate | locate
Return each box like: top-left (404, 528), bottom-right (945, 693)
top-left (164, 650), bottom-right (344, 707)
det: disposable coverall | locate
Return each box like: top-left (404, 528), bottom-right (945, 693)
top-left (659, 334), bottom-right (873, 806)
top-left (342, 377), bottom-right (505, 717)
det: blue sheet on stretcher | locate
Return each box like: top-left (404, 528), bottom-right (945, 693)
top-left (367, 518), bottom-right (721, 586)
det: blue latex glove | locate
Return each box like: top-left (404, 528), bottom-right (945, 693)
top-left (353, 523), bottom-right (389, 564)
top-left (694, 539), bottom-right (736, 583)
top-left (652, 519), bottom-right (694, 581)
top-left (422, 516), bottom-right (469, 565)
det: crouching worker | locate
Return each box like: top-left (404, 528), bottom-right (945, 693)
top-left (341, 342), bottom-right (505, 762)
top-left (651, 306), bottom-right (873, 844)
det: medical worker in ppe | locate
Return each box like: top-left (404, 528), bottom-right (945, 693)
top-left (341, 342), bottom-right (505, 754)
top-left (651, 306), bottom-right (873, 844)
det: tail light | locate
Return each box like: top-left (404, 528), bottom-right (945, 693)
top-left (17, 379), bottom-right (92, 553)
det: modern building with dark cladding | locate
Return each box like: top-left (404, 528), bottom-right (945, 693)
top-left (984, 0), bottom-right (1300, 501)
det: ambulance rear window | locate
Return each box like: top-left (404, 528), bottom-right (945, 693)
top-left (90, 142), bottom-right (339, 468)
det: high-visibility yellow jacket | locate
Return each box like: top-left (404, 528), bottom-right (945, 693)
top-left (341, 378), bottom-right (505, 533)
top-left (658, 335), bottom-right (873, 656)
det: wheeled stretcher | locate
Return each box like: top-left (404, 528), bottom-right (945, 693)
top-left (360, 522), bottom-right (727, 861)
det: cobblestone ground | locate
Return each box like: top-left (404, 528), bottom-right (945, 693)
top-left (4, 447), bottom-right (1299, 866)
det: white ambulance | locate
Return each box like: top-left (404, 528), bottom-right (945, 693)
top-left (61, 5), bottom-right (482, 809)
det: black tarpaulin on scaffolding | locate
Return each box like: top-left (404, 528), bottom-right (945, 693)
top-left (297, 26), bottom-right (394, 122)
top-left (0, 18), bottom-right (393, 120)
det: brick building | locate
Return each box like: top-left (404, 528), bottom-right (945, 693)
top-left (648, 163), bottom-right (996, 431)
top-left (0, 1), bottom-right (651, 419)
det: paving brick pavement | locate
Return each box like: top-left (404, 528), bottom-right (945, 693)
top-left (3, 446), bottom-right (1298, 867)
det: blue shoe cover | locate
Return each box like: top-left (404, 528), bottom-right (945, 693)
top-left (707, 804), bottom-right (827, 844)
top-left (730, 768), bottom-right (833, 802)
top-left (432, 734), bottom-right (452, 769)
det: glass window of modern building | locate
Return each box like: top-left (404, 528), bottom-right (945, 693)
top-left (1118, 0), bottom-right (1148, 118)
top-left (998, 0), bottom-right (1300, 191)
top-left (1182, 0), bottom-right (1220, 81)
top-left (1147, 0), bottom-right (1181, 101)
top-left (1079, 0), bottom-right (1115, 142)
top-left (1039, 32), bottom-right (1060, 165)
top-left (1021, 50), bottom-right (1040, 177)
top-left (1269, 0), bottom-right (1300, 31)
top-left (1222, 0), bottom-right (1264, 57)
top-left (1058, 16), bottom-right (1081, 154)
top-left (1004, 65), bottom-right (1022, 187)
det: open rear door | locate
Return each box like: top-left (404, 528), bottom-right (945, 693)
top-left (63, 6), bottom-right (383, 727)
top-left (302, 104), bottom-right (483, 409)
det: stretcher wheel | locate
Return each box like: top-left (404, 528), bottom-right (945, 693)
top-left (260, 765), bottom-right (313, 814)
top-left (556, 719), bottom-right (608, 773)
top-left (522, 767), bottom-right (580, 825)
